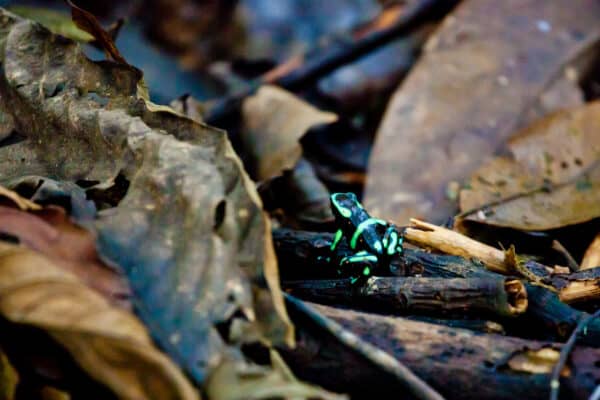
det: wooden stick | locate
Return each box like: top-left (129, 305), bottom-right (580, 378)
top-left (406, 219), bottom-right (509, 273)
top-left (283, 276), bottom-right (527, 317)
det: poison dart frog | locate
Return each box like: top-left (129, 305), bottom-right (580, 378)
top-left (329, 192), bottom-right (404, 284)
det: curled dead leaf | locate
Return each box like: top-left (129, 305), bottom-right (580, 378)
top-left (0, 9), bottom-right (293, 386)
top-left (0, 242), bottom-right (199, 400)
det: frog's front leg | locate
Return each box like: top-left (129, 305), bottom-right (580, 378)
top-left (330, 229), bottom-right (344, 251)
top-left (382, 226), bottom-right (404, 256)
top-left (338, 250), bottom-right (378, 284)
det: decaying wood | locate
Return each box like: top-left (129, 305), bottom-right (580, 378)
top-left (521, 261), bottom-right (600, 304)
top-left (284, 294), bottom-right (446, 400)
top-left (283, 276), bottom-right (526, 317)
top-left (280, 301), bottom-right (600, 400)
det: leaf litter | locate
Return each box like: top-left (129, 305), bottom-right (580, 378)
top-left (2, 1), bottom-right (600, 399)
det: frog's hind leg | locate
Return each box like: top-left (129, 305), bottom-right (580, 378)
top-left (338, 250), bottom-right (378, 283)
top-left (383, 226), bottom-right (403, 256)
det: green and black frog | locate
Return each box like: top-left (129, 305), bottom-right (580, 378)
top-left (329, 192), bottom-right (404, 284)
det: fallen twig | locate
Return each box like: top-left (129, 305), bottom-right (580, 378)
top-left (549, 309), bottom-right (600, 400)
top-left (204, 0), bottom-right (457, 126)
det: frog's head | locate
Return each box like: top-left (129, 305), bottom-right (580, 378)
top-left (330, 192), bottom-right (359, 223)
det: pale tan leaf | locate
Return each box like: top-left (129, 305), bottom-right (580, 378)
top-left (581, 233), bottom-right (600, 270)
top-left (241, 85), bottom-right (338, 180)
top-left (0, 243), bottom-right (199, 400)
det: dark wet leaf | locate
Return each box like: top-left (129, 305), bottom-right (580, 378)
top-left (459, 102), bottom-right (600, 230)
top-left (364, 0), bottom-right (600, 225)
top-left (259, 158), bottom-right (334, 229)
top-left (66, 0), bottom-right (126, 64)
top-left (0, 8), bottom-right (292, 387)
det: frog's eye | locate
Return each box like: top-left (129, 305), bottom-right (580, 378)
top-left (331, 193), bottom-right (352, 218)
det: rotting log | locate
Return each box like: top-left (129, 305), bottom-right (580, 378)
top-left (280, 301), bottom-right (600, 400)
top-left (283, 276), bottom-right (526, 317)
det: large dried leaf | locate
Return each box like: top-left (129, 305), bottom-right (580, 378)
top-left (459, 102), bottom-right (600, 230)
top-left (0, 242), bottom-right (198, 400)
top-left (241, 85), bottom-right (337, 181)
top-left (364, 0), bottom-right (600, 225)
top-left (0, 8), bottom-right (292, 385)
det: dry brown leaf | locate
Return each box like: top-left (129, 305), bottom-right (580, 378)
top-left (364, 0), bottom-right (600, 225)
top-left (0, 242), bottom-right (199, 400)
top-left (241, 85), bottom-right (337, 180)
top-left (459, 101), bottom-right (600, 230)
top-left (0, 204), bottom-right (130, 308)
top-left (581, 233), bottom-right (600, 270)
top-left (66, 0), bottom-right (126, 64)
